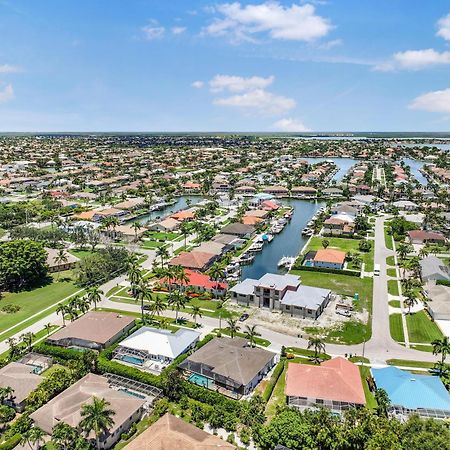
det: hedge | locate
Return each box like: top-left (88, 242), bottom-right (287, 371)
top-left (262, 360), bottom-right (285, 402)
top-left (32, 342), bottom-right (84, 362)
top-left (437, 279), bottom-right (450, 287)
top-left (291, 265), bottom-right (361, 277)
top-left (0, 434), bottom-right (21, 450)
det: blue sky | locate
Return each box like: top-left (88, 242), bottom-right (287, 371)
top-left (0, 0), bottom-right (450, 132)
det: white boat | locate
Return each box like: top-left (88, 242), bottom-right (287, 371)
top-left (266, 234), bottom-right (274, 242)
top-left (248, 242), bottom-right (264, 252)
top-left (278, 256), bottom-right (296, 269)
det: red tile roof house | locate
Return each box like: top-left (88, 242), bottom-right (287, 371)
top-left (408, 230), bottom-right (446, 245)
top-left (323, 218), bottom-right (354, 236)
top-left (169, 251), bottom-right (218, 271)
top-left (159, 269), bottom-right (228, 297)
top-left (285, 358), bottom-right (366, 414)
top-left (313, 249), bottom-right (347, 270)
top-left (261, 200), bottom-right (280, 211)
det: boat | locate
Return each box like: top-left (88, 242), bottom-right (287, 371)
top-left (248, 242), bottom-right (264, 252)
top-left (278, 256), bottom-right (296, 269)
top-left (266, 234), bottom-right (274, 242)
top-left (240, 254), bottom-right (255, 264)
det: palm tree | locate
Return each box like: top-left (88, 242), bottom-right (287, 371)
top-left (6, 338), bottom-right (19, 360)
top-left (20, 332), bottom-right (35, 353)
top-left (418, 247), bottom-right (429, 259)
top-left (180, 221), bottom-right (190, 248)
top-left (134, 282), bottom-right (152, 323)
top-left (307, 337), bottom-right (326, 363)
top-left (396, 243), bottom-right (411, 262)
top-left (56, 303), bottom-right (67, 326)
top-left (209, 263), bottom-right (225, 300)
top-left (20, 427), bottom-right (45, 450)
top-left (79, 397), bottom-right (116, 450)
top-left (190, 305), bottom-right (202, 327)
top-left (321, 239), bottom-right (329, 249)
top-left (131, 221), bottom-right (142, 241)
top-left (374, 388), bottom-right (390, 417)
top-left (0, 386), bottom-right (14, 403)
top-left (44, 323), bottom-right (53, 336)
top-left (53, 248), bottom-right (68, 280)
top-left (172, 265), bottom-right (189, 291)
top-left (168, 290), bottom-right (188, 323)
top-left (226, 318), bottom-right (240, 338)
top-left (432, 336), bottom-right (450, 365)
top-left (148, 295), bottom-right (167, 320)
top-left (87, 285), bottom-right (103, 311)
top-left (156, 246), bottom-right (170, 268)
top-left (244, 324), bottom-right (261, 348)
top-left (403, 290), bottom-right (418, 315)
top-left (127, 263), bottom-right (142, 297)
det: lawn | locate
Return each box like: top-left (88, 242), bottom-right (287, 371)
top-left (387, 280), bottom-right (399, 296)
top-left (0, 278), bottom-right (80, 342)
top-left (386, 256), bottom-right (396, 266)
top-left (384, 225), bottom-right (394, 250)
top-left (305, 236), bottom-right (374, 271)
top-left (265, 363), bottom-right (287, 418)
top-left (389, 313), bottom-right (404, 342)
top-left (304, 320), bottom-right (369, 345)
top-left (388, 300), bottom-right (401, 308)
top-left (387, 268), bottom-right (397, 277)
top-left (359, 365), bottom-right (377, 409)
top-left (406, 311), bottom-right (443, 343)
top-left (386, 359), bottom-right (435, 369)
top-left (145, 231), bottom-right (179, 241)
top-left (69, 249), bottom-right (96, 259)
top-left (284, 346), bottom-right (330, 360)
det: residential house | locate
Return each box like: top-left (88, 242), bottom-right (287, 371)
top-left (148, 217), bottom-right (180, 232)
top-left (45, 248), bottom-right (80, 273)
top-left (424, 282), bottom-right (450, 321)
top-left (220, 222), bottom-right (255, 239)
top-left (408, 230), bottom-right (446, 245)
top-left (168, 251), bottom-right (217, 271)
top-left (420, 256), bottom-right (450, 282)
top-left (312, 249), bottom-right (346, 270)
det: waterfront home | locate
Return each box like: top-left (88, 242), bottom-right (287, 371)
top-left (159, 269), bottom-right (228, 296)
top-left (182, 181), bottom-right (202, 193)
top-left (371, 366), bottom-right (450, 420)
top-left (221, 222), bottom-right (255, 238)
top-left (230, 273), bottom-right (331, 319)
top-left (236, 185), bottom-right (256, 195)
top-left (263, 185), bottom-right (289, 196)
top-left (194, 241), bottom-right (226, 257)
top-left (322, 187), bottom-right (343, 198)
top-left (123, 413), bottom-right (236, 450)
top-left (249, 192), bottom-right (274, 206)
top-left (212, 233), bottom-right (246, 249)
top-left (408, 230), bottom-right (446, 245)
top-left (168, 251), bottom-right (218, 271)
top-left (170, 209), bottom-right (195, 222)
top-left (108, 224), bottom-right (146, 242)
top-left (323, 217), bottom-right (354, 237)
top-left (261, 199), bottom-right (280, 211)
top-left (424, 282), bottom-right (450, 321)
top-left (114, 197), bottom-right (145, 211)
top-left (242, 215), bottom-right (263, 226)
top-left (420, 256), bottom-right (450, 282)
top-left (179, 337), bottom-right (277, 397)
top-left (93, 207), bottom-right (128, 222)
top-left (113, 327), bottom-right (200, 371)
top-left (148, 217), bottom-right (180, 232)
top-left (393, 200), bottom-right (418, 211)
top-left (0, 362), bottom-right (43, 411)
top-left (291, 186), bottom-right (317, 197)
top-left (311, 249), bottom-right (346, 270)
top-left (47, 311), bottom-right (135, 350)
top-left (30, 373), bottom-right (147, 449)
top-left (285, 358), bottom-right (366, 414)
top-left (45, 247), bottom-right (80, 273)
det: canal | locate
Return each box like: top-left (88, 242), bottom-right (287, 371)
top-left (401, 158), bottom-right (428, 185)
top-left (132, 195), bottom-right (203, 225)
top-left (305, 157), bottom-right (360, 182)
top-left (241, 199), bottom-right (325, 280)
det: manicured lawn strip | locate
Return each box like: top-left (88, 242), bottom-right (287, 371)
top-left (69, 249), bottom-right (96, 259)
top-left (386, 359), bottom-right (435, 369)
top-left (389, 314), bottom-right (404, 342)
top-left (387, 268), bottom-right (397, 277)
top-left (410, 344), bottom-right (434, 352)
top-left (265, 363), bottom-right (287, 418)
top-left (406, 311), bottom-right (443, 343)
top-left (145, 231), bottom-right (179, 241)
top-left (386, 256), bottom-right (396, 266)
top-left (284, 347), bottom-right (331, 360)
top-left (384, 226), bottom-right (394, 250)
top-left (235, 239), bottom-right (254, 257)
top-left (388, 300), bottom-right (401, 308)
top-left (359, 365), bottom-right (377, 409)
top-left (213, 328), bottom-right (271, 347)
top-left (141, 240), bottom-right (168, 249)
top-left (0, 280), bottom-right (80, 342)
top-left (387, 280), bottom-right (399, 296)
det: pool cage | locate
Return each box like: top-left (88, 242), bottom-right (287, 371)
top-left (389, 405), bottom-right (450, 421)
top-left (17, 353), bottom-right (53, 373)
top-left (105, 373), bottom-right (163, 406)
top-left (113, 346), bottom-right (147, 364)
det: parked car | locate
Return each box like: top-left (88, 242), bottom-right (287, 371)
top-left (336, 309), bottom-right (351, 317)
top-left (239, 313), bottom-right (249, 322)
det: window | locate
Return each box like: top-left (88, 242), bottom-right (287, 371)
top-left (285, 305), bottom-right (291, 310)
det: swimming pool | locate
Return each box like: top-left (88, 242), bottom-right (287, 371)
top-left (189, 373), bottom-right (213, 388)
top-left (27, 364), bottom-right (44, 374)
top-left (118, 388), bottom-right (146, 399)
top-left (121, 355), bottom-right (144, 366)
top-left (304, 260), bottom-right (314, 267)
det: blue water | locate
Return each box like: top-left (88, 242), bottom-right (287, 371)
top-left (401, 158), bottom-right (427, 185)
top-left (121, 355), bottom-right (144, 366)
top-left (119, 388), bottom-right (146, 399)
top-left (400, 143), bottom-right (450, 151)
top-left (241, 199), bottom-right (325, 280)
top-left (134, 195), bottom-right (203, 225)
top-left (27, 364), bottom-right (44, 374)
top-left (304, 157), bottom-right (360, 181)
top-left (304, 260), bottom-right (314, 267)
top-left (189, 373), bottom-right (213, 388)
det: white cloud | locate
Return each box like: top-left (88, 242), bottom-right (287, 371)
top-left (409, 88), bottom-right (450, 114)
top-left (0, 84), bottom-right (14, 103)
top-left (374, 49), bottom-right (450, 71)
top-left (204, 2), bottom-right (332, 43)
top-left (437, 13), bottom-right (450, 41)
top-left (209, 74), bottom-right (274, 92)
top-left (273, 117), bottom-right (310, 131)
top-left (0, 64), bottom-right (20, 74)
top-left (171, 26), bottom-right (186, 35)
top-left (142, 21), bottom-right (165, 40)
top-left (191, 80), bottom-right (205, 89)
top-left (214, 88), bottom-right (296, 115)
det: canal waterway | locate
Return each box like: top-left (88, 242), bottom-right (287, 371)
top-left (305, 157), bottom-right (360, 182)
top-left (401, 158), bottom-right (427, 185)
top-left (241, 199), bottom-right (325, 280)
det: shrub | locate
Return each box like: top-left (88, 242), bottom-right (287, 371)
top-left (291, 265), bottom-right (361, 277)
top-left (0, 434), bottom-right (21, 450)
top-left (262, 361), bottom-right (285, 402)
top-left (1, 304), bottom-right (20, 314)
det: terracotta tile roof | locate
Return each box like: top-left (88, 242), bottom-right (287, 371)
top-left (313, 248), bottom-right (346, 264)
top-left (169, 251), bottom-right (216, 270)
top-left (285, 358), bottom-right (366, 405)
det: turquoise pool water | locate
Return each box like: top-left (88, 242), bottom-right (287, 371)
top-left (27, 364), bottom-right (44, 374)
top-left (121, 355), bottom-right (144, 366)
top-left (304, 260), bottom-right (314, 267)
top-left (189, 373), bottom-right (213, 388)
top-left (118, 388), bottom-right (146, 399)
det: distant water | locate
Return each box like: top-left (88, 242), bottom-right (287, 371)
top-left (400, 143), bottom-right (450, 151)
top-left (401, 158), bottom-right (427, 185)
top-left (304, 157), bottom-right (360, 182)
top-left (241, 199), bottom-right (325, 280)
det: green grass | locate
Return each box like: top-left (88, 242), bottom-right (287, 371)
top-left (384, 226), bottom-right (394, 250)
top-left (386, 359), bottom-right (435, 369)
top-left (387, 280), bottom-right (399, 296)
top-left (406, 310), bottom-right (443, 343)
top-left (387, 268), bottom-right (397, 277)
top-left (388, 300), bottom-right (401, 308)
top-left (0, 278), bottom-right (80, 342)
top-left (141, 240), bottom-right (169, 249)
top-left (359, 365), bottom-right (377, 409)
top-left (213, 328), bottom-right (271, 347)
top-left (349, 356), bottom-right (370, 364)
top-left (284, 346), bottom-right (330, 360)
top-left (304, 320), bottom-right (369, 345)
top-left (305, 236), bottom-right (374, 271)
top-left (145, 231), bottom-right (179, 241)
top-left (265, 363), bottom-right (287, 418)
top-left (69, 249), bottom-right (95, 259)
top-left (389, 313), bottom-right (405, 342)
top-left (386, 256), bottom-right (396, 266)
top-left (410, 344), bottom-right (434, 352)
